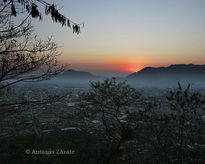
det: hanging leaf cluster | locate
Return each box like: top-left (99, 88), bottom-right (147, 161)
top-left (11, 1), bottom-right (16, 16)
top-left (2, 0), bottom-right (82, 34)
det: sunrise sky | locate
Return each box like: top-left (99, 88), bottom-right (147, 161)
top-left (33, 0), bottom-right (205, 77)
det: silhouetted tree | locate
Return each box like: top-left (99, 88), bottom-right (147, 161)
top-left (0, 0), bottom-right (68, 110)
top-left (140, 83), bottom-right (205, 163)
top-left (0, 0), bottom-right (85, 89)
top-left (79, 80), bottom-right (205, 163)
top-left (79, 78), bottom-right (143, 163)
top-left (1, 0), bottom-right (82, 34)
top-left (0, 22), bottom-right (65, 89)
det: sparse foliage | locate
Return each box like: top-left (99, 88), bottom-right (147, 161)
top-left (79, 80), bottom-right (205, 163)
top-left (79, 78), bottom-right (143, 163)
top-left (165, 83), bottom-right (205, 163)
top-left (80, 78), bottom-right (142, 142)
top-left (0, 0), bottom-right (68, 113)
top-left (0, 1), bottom-right (66, 90)
top-left (139, 83), bottom-right (205, 163)
top-left (1, 0), bottom-right (82, 34)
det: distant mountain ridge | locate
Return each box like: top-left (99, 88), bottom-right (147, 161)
top-left (128, 64), bottom-right (205, 76)
top-left (45, 65), bottom-right (205, 88)
top-left (58, 69), bottom-right (104, 79)
top-left (127, 64), bottom-right (205, 85)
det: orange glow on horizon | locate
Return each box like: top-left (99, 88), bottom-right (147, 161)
top-left (58, 56), bottom-right (148, 73)
top-left (58, 54), bottom-right (177, 74)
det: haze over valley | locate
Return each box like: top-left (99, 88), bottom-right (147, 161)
top-left (38, 64), bottom-right (205, 90)
top-left (1, 0), bottom-right (205, 163)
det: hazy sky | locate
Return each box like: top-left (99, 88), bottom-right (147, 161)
top-left (33, 0), bottom-right (205, 77)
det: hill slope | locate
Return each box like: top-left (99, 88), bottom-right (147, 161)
top-left (127, 64), bottom-right (205, 86)
top-left (59, 69), bottom-right (97, 79)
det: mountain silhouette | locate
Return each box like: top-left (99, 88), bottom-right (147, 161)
top-left (127, 64), bottom-right (205, 86)
top-left (58, 69), bottom-right (105, 80)
top-left (60, 69), bottom-right (94, 78)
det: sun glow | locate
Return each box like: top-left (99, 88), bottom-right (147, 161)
top-left (59, 55), bottom-right (149, 75)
